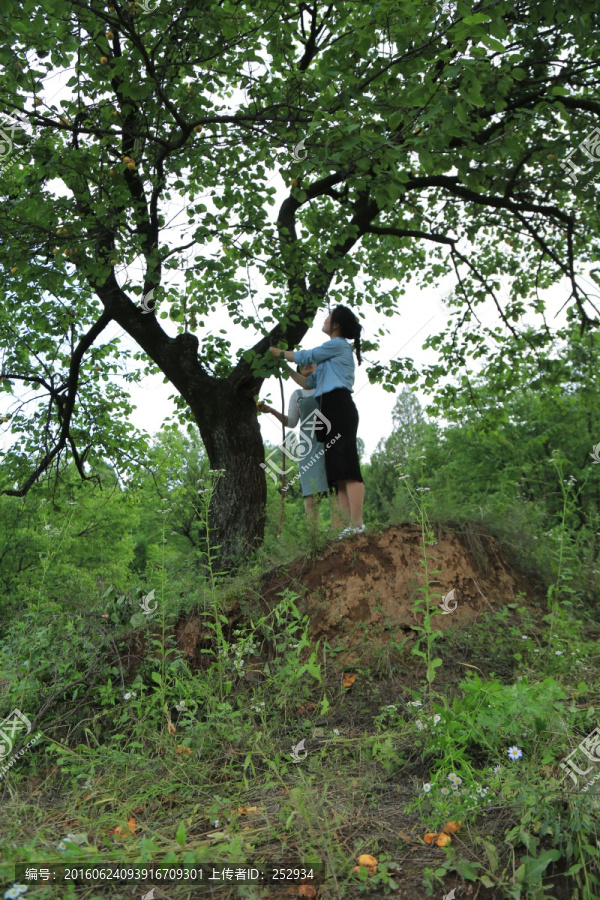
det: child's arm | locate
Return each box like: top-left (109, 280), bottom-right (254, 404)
top-left (282, 361), bottom-right (308, 388)
top-left (258, 402), bottom-right (289, 426)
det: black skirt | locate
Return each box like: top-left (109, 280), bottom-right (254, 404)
top-left (319, 388), bottom-right (363, 488)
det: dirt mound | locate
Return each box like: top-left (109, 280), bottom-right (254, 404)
top-left (174, 522), bottom-right (543, 670)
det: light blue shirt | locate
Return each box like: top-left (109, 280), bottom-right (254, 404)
top-left (294, 337), bottom-right (355, 398)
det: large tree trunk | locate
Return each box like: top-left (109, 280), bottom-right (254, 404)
top-left (95, 302), bottom-right (270, 570)
top-left (190, 378), bottom-right (267, 568)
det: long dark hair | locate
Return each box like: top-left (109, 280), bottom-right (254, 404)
top-left (330, 305), bottom-right (362, 365)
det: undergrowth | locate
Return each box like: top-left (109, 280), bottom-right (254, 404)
top-left (0, 463), bottom-right (599, 900)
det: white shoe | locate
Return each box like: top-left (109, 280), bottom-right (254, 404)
top-left (337, 524), bottom-right (366, 540)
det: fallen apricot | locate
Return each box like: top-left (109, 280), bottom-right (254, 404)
top-left (442, 820), bottom-right (462, 834)
top-left (357, 854), bottom-right (377, 867)
top-left (424, 832), bottom-right (438, 844)
top-left (435, 833), bottom-right (452, 847)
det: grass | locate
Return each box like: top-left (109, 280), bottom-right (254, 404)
top-left (1, 472), bottom-right (600, 900)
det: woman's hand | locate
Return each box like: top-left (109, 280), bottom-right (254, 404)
top-left (268, 346), bottom-right (282, 358)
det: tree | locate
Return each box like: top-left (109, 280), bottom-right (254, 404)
top-left (364, 388), bottom-right (434, 523)
top-left (1, 0), bottom-right (599, 566)
top-left (0, 463), bottom-right (139, 617)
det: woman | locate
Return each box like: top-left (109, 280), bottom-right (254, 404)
top-left (258, 363), bottom-right (337, 531)
top-left (269, 305), bottom-right (365, 537)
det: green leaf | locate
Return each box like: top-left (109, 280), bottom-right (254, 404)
top-left (463, 13), bottom-right (492, 24)
top-left (175, 821), bottom-right (186, 847)
top-left (483, 840), bottom-right (499, 874)
top-left (455, 103), bottom-right (469, 125)
top-left (520, 849), bottom-right (561, 881)
top-left (454, 859), bottom-right (481, 880)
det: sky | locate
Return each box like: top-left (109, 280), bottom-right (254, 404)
top-left (114, 262), bottom-right (577, 462)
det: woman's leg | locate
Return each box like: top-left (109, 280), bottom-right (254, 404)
top-left (335, 481), bottom-right (351, 527)
top-left (305, 494), bottom-right (320, 529)
top-left (338, 479), bottom-right (364, 527)
top-left (328, 491), bottom-right (345, 528)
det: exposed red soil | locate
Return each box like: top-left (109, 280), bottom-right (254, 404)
top-left (174, 522), bottom-right (544, 670)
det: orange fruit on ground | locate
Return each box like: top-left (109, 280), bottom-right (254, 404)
top-left (357, 854), bottom-right (377, 867)
top-left (353, 861), bottom-right (377, 876)
top-left (424, 832), bottom-right (438, 844)
top-left (298, 886), bottom-right (316, 898)
top-left (436, 833), bottom-right (452, 847)
top-left (442, 820), bottom-right (462, 834)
